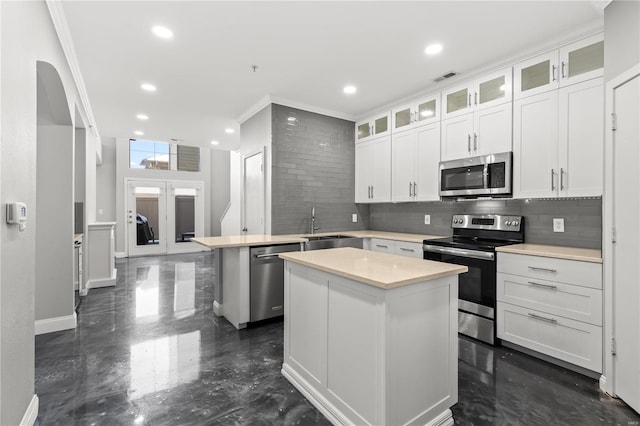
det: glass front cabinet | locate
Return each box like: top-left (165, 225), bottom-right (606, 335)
top-left (514, 33), bottom-right (603, 99)
top-left (391, 94), bottom-right (441, 133)
top-left (442, 67), bottom-right (513, 120)
top-left (355, 111), bottom-right (391, 143)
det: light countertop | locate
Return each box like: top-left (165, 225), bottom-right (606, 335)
top-left (304, 230), bottom-right (445, 244)
top-left (496, 243), bottom-right (602, 263)
top-left (193, 230), bottom-right (446, 249)
top-left (280, 247), bottom-right (467, 289)
top-left (192, 235), bottom-right (307, 249)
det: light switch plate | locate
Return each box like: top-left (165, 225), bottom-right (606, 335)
top-left (553, 218), bottom-right (565, 233)
top-left (424, 214), bottom-right (431, 225)
top-left (352, 213), bottom-right (358, 223)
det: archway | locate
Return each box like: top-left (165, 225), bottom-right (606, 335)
top-left (35, 61), bottom-right (76, 334)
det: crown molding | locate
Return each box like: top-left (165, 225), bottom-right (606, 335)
top-left (45, 0), bottom-right (100, 140)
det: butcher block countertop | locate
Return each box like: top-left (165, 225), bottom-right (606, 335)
top-left (496, 243), bottom-right (602, 263)
top-left (279, 247), bottom-right (467, 289)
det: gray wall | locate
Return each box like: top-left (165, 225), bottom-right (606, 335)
top-left (96, 137), bottom-right (117, 222)
top-left (604, 0), bottom-right (640, 82)
top-left (271, 104), bottom-right (369, 234)
top-left (210, 149), bottom-right (230, 236)
top-left (370, 198), bottom-right (602, 249)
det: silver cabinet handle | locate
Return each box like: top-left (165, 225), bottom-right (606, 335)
top-left (528, 281), bottom-right (558, 290)
top-left (552, 64), bottom-right (557, 82)
top-left (255, 252), bottom-right (297, 259)
top-left (561, 61), bottom-right (566, 79)
top-left (371, 185), bottom-right (374, 199)
top-left (474, 91), bottom-right (478, 105)
top-left (423, 244), bottom-right (495, 260)
top-left (468, 134), bottom-right (471, 152)
top-left (400, 247), bottom-right (415, 252)
top-left (528, 312), bottom-right (557, 324)
top-left (468, 93), bottom-right (472, 107)
top-left (368, 185), bottom-right (371, 199)
top-left (409, 182), bottom-right (413, 197)
top-left (413, 182), bottom-right (417, 197)
top-left (375, 244), bottom-right (389, 248)
top-left (473, 132), bottom-right (478, 151)
top-left (528, 266), bottom-right (557, 273)
top-left (551, 169), bottom-right (555, 191)
top-left (560, 168), bottom-right (565, 190)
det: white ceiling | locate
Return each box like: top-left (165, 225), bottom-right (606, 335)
top-left (61, 1), bottom-right (604, 150)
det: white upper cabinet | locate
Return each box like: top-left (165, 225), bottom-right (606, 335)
top-left (442, 67), bottom-right (513, 120)
top-left (441, 103), bottom-right (512, 161)
top-left (513, 77), bottom-right (603, 198)
top-left (391, 94), bottom-right (440, 133)
top-left (355, 136), bottom-right (391, 203)
top-left (355, 111), bottom-right (391, 143)
top-left (514, 33), bottom-right (603, 99)
top-left (391, 123), bottom-right (440, 202)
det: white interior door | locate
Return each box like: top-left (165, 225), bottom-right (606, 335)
top-left (167, 181), bottom-right (204, 254)
top-left (127, 181), bottom-right (167, 256)
top-left (613, 72), bottom-right (640, 413)
top-left (243, 151), bottom-right (265, 234)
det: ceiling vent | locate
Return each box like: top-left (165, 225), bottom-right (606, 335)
top-left (434, 71), bottom-right (458, 83)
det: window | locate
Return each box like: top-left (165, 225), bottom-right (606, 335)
top-left (130, 139), bottom-right (200, 172)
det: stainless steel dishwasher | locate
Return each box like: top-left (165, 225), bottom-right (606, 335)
top-left (249, 243), bottom-right (301, 322)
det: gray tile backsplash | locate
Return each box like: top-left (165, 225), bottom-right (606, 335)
top-left (269, 104), bottom-right (601, 249)
top-left (271, 104), bottom-right (369, 234)
top-left (369, 198), bottom-right (602, 249)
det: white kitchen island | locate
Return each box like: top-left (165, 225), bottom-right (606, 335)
top-left (279, 247), bottom-right (467, 426)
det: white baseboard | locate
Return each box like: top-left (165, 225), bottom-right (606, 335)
top-left (115, 251), bottom-right (126, 259)
top-left (19, 394), bottom-right (39, 426)
top-left (87, 269), bottom-right (117, 289)
top-left (213, 301), bottom-right (223, 317)
top-left (599, 375), bottom-right (609, 394)
top-left (35, 312), bottom-right (76, 335)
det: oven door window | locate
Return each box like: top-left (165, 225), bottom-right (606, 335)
top-left (426, 252), bottom-right (496, 309)
top-left (441, 165), bottom-right (485, 191)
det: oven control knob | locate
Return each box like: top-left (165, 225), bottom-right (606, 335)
top-left (513, 221), bottom-right (519, 226)
top-left (505, 221), bottom-right (512, 226)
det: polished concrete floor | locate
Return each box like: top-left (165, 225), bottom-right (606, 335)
top-left (35, 252), bottom-right (640, 425)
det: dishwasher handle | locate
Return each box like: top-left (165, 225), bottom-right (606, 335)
top-left (254, 251), bottom-right (297, 259)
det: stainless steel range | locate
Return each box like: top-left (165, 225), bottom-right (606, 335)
top-left (423, 214), bottom-right (524, 345)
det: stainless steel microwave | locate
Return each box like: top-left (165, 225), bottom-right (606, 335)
top-left (439, 152), bottom-right (512, 198)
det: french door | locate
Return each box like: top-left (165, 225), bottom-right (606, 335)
top-left (127, 180), bottom-right (204, 256)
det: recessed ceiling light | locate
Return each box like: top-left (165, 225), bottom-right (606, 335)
top-left (152, 26), bottom-right (173, 39)
top-left (210, 140), bottom-right (219, 145)
top-left (136, 114), bottom-right (149, 120)
top-left (343, 85), bottom-right (357, 95)
top-left (424, 43), bottom-right (443, 55)
top-left (134, 131), bottom-right (144, 136)
top-left (225, 128), bottom-right (235, 134)
top-left (141, 83), bottom-right (157, 92)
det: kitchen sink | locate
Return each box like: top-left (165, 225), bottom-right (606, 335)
top-left (303, 235), bottom-right (363, 251)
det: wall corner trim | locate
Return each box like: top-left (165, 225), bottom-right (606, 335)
top-left (19, 394), bottom-right (39, 426)
top-left (35, 313), bottom-right (77, 336)
top-left (45, 0), bottom-right (100, 141)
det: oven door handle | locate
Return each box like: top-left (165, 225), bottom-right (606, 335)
top-left (423, 245), bottom-right (495, 261)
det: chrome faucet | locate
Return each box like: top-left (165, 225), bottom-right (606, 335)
top-left (310, 206), bottom-right (320, 234)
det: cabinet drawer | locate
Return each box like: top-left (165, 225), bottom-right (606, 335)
top-left (497, 273), bottom-right (602, 325)
top-left (395, 242), bottom-right (423, 259)
top-left (497, 302), bottom-right (602, 373)
top-left (497, 252), bottom-right (602, 289)
top-left (370, 238), bottom-right (394, 254)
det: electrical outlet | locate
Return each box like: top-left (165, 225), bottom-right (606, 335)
top-left (553, 218), bottom-right (565, 233)
top-left (98, 208), bottom-right (104, 215)
top-left (424, 214), bottom-right (431, 225)
top-left (352, 213), bottom-right (358, 223)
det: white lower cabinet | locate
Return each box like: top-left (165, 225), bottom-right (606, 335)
top-left (497, 252), bottom-right (603, 373)
top-left (367, 238), bottom-right (423, 259)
